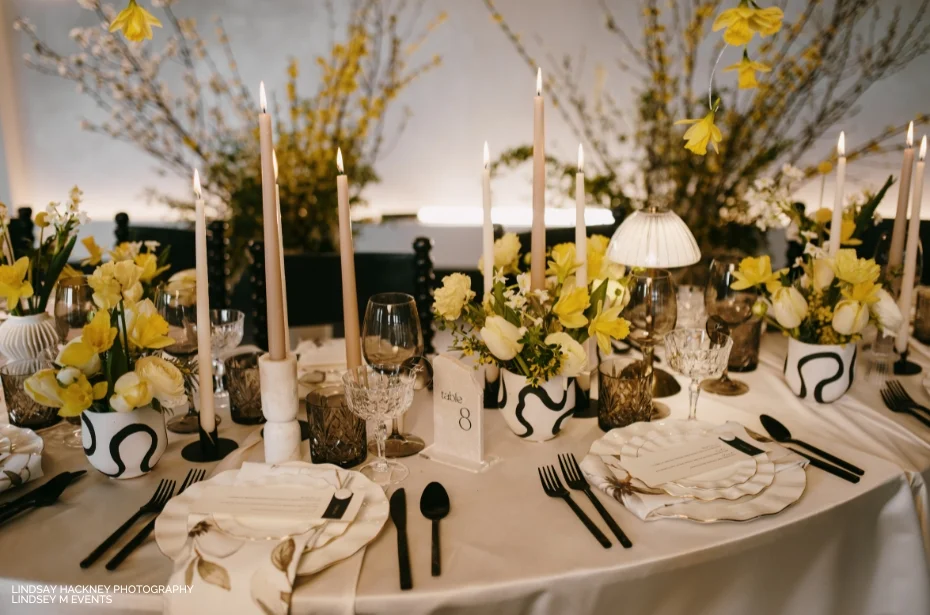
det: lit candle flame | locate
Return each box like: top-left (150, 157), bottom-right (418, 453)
top-left (577, 144), bottom-right (584, 173)
top-left (920, 135), bottom-right (927, 162)
top-left (272, 149), bottom-right (279, 182)
top-left (837, 131), bottom-right (845, 157)
top-left (193, 168), bottom-right (202, 199)
top-left (259, 81), bottom-right (267, 113)
top-left (483, 141), bottom-right (489, 170)
top-left (336, 147), bottom-right (344, 174)
top-left (907, 121), bottom-right (915, 148)
top-left (536, 67), bottom-right (542, 96)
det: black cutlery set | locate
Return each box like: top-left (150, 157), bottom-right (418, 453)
top-left (758, 414), bottom-right (864, 484)
top-left (389, 481), bottom-right (450, 590)
top-left (880, 379), bottom-right (930, 428)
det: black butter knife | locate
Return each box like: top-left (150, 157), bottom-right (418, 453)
top-left (390, 488), bottom-right (413, 591)
top-left (788, 447), bottom-right (860, 484)
top-left (0, 471), bottom-right (86, 526)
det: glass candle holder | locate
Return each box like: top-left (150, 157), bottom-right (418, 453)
top-left (226, 352), bottom-right (265, 425)
top-left (727, 318), bottom-right (763, 373)
top-left (915, 287), bottom-right (930, 344)
top-left (307, 384), bottom-right (367, 469)
top-left (597, 358), bottom-right (653, 431)
top-left (1, 358), bottom-right (61, 430)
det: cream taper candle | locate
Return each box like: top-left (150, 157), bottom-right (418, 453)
top-left (482, 141), bottom-right (494, 297)
top-left (193, 170), bottom-right (215, 434)
top-left (896, 136), bottom-right (927, 354)
top-left (889, 122), bottom-right (916, 273)
top-left (337, 148), bottom-right (362, 370)
top-left (531, 68), bottom-right (546, 291)
top-left (575, 144), bottom-right (587, 288)
top-left (828, 132), bottom-right (847, 256)
top-left (259, 82), bottom-right (287, 361)
top-left (272, 150), bottom-right (289, 341)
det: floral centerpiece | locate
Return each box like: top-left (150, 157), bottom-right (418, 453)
top-left (81, 236), bottom-right (171, 296)
top-left (434, 234), bottom-right (632, 441)
top-left (23, 259), bottom-right (187, 478)
top-left (732, 249), bottom-right (901, 402)
top-left (0, 188), bottom-right (87, 360)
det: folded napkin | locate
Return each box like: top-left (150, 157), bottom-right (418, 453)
top-left (0, 429), bottom-right (43, 493)
top-left (586, 422), bottom-right (807, 521)
top-left (296, 339), bottom-right (348, 398)
top-left (165, 463), bottom-right (352, 615)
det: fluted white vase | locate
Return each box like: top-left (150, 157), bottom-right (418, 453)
top-left (0, 313), bottom-right (60, 362)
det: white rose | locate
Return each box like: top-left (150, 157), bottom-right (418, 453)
top-left (480, 315), bottom-right (526, 361)
top-left (812, 258), bottom-right (835, 291)
top-left (135, 356), bottom-right (187, 408)
top-left (870, 289), bottom-right (902, 334)
top-left (110, 372), bottom-right (153, 412)
top-left (433, 273), bottom-right (475, 321)
top-left (832, 299), bottom-right (870, 336)
top-left (545, 332), bottom-right (587, 377)
top-left (770, 286), bottom-right (808, 329)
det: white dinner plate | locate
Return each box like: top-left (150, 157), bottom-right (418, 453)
top-left (155, 462), bottom-right (389, 576)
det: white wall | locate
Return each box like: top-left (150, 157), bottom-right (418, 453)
top-left (2, 0), bottom-right (930, 263)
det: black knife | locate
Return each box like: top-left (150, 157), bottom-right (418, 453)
top-left (390, 488), bottom-right (413, 591)
top-left (0, 471), bottom-right (86, 525)
top-left (789, 447), bottom-right (860, 484)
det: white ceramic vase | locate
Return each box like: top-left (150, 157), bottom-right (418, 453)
top-left (81, 407), bottom-right (167, 479)
top-left (0, 313), bottom-right (59, 362)
top-left (783, 337), bottom-right (857, 404)
top-left (497, 368), bottom-right (575, 442)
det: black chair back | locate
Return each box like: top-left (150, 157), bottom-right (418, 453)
top-left (8, 207), bottom-right (34, 258)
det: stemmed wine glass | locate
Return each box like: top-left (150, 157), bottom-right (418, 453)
top-left (50, 275), bottom-right (94, 448)
top-left (701, 257), bottom-right (756, 396)
top-left (665, 328), bottom-right (733, 421)
top-left (209, 309), bottom-right (245, 410)
top-left (155, 279), bottom-right (204, 434)
top-left (361, 293), bottom-right (426, 457)
top-left (625, 270), bottom-right (678, 394)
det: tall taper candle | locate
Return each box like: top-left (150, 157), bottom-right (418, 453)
top-left (828, 132), bottom-right (847, 256)
top-left (896, 135), bottom-right (927, 354)
top-left (531, 68), bottom-right (546, 291)
top-left (272, 150), bottom-right (289, 342)
top-left (193, 170), bottom-right (215, 434)
top-left (889, 122), bottom-right (916, 273)
top-left (482, 141), bottom-right (494, 297)
top-left (259, 82), bottom-right (287, 361)
top-left (575, 144), bottom-right (587, 288)
top-left (337, 148), bottom-right (362, 370)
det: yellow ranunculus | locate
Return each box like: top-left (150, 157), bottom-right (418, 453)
top-left (731, 255), bottom-right (784, 293)
top-left (0, 257), bottom-right (34, 310)
top-left (135, 356), bottom-right (187, 408)
top-left (125, 299), bottom-right (174, 349)
top-left (110, 372), bottom-right (153, 412)
top-left (109, 0), bottom-right (162, 42)
top-left (133, 252), bottom-right (168, 283)
top-left (588, 304), bottom-right (631, 354)
top-left (675, 109), bottom-right (722, 156)
top-left (723, 51), bottom-right (771, 89)
top-left (552, 283), bottom-right (590, 329)
top-left (842, 281), bottom-right (880, 305)
top-left (830, 250), bottom-right (880, 285)
top-left (81, 236), bottom-right (104, 267)
top-left (713, 1), bottom-right (784, 46)
top-left (34, 212), bottom-right (50, 228)
top-left (83, 309), bottom-right (118, 353)
top-left (547, 243), bottom-right (578, 283)
top-left (434, 273), bottom-right (475, 321)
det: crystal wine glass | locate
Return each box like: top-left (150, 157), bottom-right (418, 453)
top-left (155, 280), bottom-right (203, 434)
top-left (342, 365), bottom-right (416, 485)
top-left (625, 270), bottom-right (678, 393)
top-left (362, 292), bottom-right (425, 458)
top-left (50, 275), bottom-right (95, 447)
top-left (701, 257), bottom-right (756, 396)
top-left (665, 328), bottom-right (733, 421)
top-left (210, 309), bottom-right (245, 410)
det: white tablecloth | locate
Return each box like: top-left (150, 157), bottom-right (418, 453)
top-left (1, 332), bottom-right (929, 615)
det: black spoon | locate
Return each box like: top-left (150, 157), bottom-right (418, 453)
top-left (759, 414), bottom-right (864, 476)
top-left (419, 482), bottom-right (450, 577)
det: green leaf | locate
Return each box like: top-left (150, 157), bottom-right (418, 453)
top-left (37, 235), bottom-right (78, 312)
top-left (585, 279), bottom-right (610, 320)
top-left (853, 175), bottom-right (894, 241)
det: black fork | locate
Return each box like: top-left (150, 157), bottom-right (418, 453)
top-left (886, 381), bottom-right (930, 416)
top-left (880, 388), bottom-right (930, 428)
top-left (81, 478), bottom-right (176, 568)
top-left (538, 465), bottom-right (610, 548)
top-left (106, 469), bottom-right (207, 570)
top-left (559, 453), bottom-right (632, 548)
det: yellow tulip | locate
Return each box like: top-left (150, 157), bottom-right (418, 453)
top-left (0, 256), bottom-right (34, 310)
top-left (81, 236), bottom-right (104, 267)
top-left (588, 305), bottom-right (631, 354)
top-left (713, 1), bottom-right (784, 46)
top-left (830, 250), bottom-right (880, 285)
top-left (675, 109), bottom-right (722, 156)
top-left (125, 299), bottom-right (174, 349)
top-left (547, 243), bottom-right (578, 283)
top-left (134, 252), bottom-right (168, 283)
top-left (731, 255), bottom-right (784, 293)
top-left (108, 0), bottom-right (162, 42)
top-left (552, 283), bottom-right (590, 329)
top-left (723, 51), bottom-right (771, 89)
top-left (110, 372), bottom-right (153, 412)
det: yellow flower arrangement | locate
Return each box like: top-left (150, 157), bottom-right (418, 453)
top-left (108, 0), bottom-right (162, 42)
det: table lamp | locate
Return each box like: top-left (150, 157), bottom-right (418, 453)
top-left (607, 206), bottom-right (702, 398)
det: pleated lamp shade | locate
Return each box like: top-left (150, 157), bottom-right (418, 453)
top-left (606, 208), bottom-right (701, 268)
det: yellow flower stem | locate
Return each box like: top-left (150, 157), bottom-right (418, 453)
top-left (708, 44), bottom-right (730, 110)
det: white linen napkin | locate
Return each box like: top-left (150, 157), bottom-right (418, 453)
top-left (0, 431), bottom-right (43, 493)
top-left (296, 338), bottom-right (348, 398)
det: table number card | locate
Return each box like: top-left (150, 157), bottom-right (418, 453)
top-left (420, 353), bottom-right (495, 473)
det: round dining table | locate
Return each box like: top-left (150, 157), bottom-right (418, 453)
top-left (1, 332), bottom-right (929, 615)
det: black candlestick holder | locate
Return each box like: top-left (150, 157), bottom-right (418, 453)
top-left (182, 426), bottom-right (238, 462)
top-left (483, 372), bottom-right (501, 409)
top-left (894, 349), bottom-right (923, 376)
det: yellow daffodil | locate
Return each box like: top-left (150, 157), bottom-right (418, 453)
top-left (0, 256), bottom-right (34, 310)
top-left (60, 264), bottom-right (83, 280)
top-left (110, 241), bottom-right (140, 262)
top-left (547, 243), bottom-right (579, 283)
top-left (133, 252), bottom-right (168, 283)
top-left (723, 51), bottom-right (771, 89)
top-left (125, 299), bottom-right (174, 349)
top-left (586, 234), bottom-right (625, 281)
top-left (88, 263), bottom-right (121, 309)
top-left (713, 1), bottom-right (784, 46)
top-left (838, 219), bottom-right (861, 246)
top-left (842, 281), bottom-right (881, 305)
top-left (731, 255), bottom-right (784, 293)
top-left (81, 236), bottom-right (104, 267)
top-left (57, 338), bottom-right (102, 376)
top-left (552, 283), bottom-right (590, 329)
top-left (83, 309), bottom-right (118, 353)
top-left (108, 0), bottom-right (162, 42)
top-left (24, 369), bottom-right (103, 417)
top-left (588, 304), bottom-right (631, 354)
top-left (830, 250), bottom-right (880, 285)
top-left (675, 109), bottom-right (722, 156)
top-left (58, 373), bottom-right (102, 417)
top-left (34, 212), bottom-right (50, 228)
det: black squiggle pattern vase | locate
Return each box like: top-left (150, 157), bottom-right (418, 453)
top-left (81, 408), bottom-right (167, 479)
top-left (783, 338), bottom-right (857, 403)
top-left (498, 369), bottom-right (576, 441)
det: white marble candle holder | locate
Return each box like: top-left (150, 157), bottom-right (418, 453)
top-left (259, 353), bottom-right (301, 463)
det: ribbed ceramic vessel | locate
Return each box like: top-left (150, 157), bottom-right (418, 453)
top-left (0, 313), bottom-right (60, 361)
top-left (497, 369), bottom-right (575, 442)
top-left (81, 407), bottom-right (167, 479)
top-left (607, 209), bottom-right (702, 268)
top-left (783, 337), bottom-right (856, 404)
